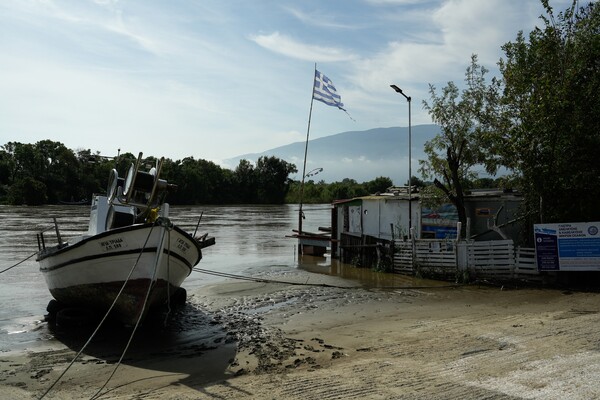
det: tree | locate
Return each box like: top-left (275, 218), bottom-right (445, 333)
top-left (34, 140), bottom-right (80, 203)
top-left (168, 157), bottom-right (227, 204)
top-left (255, 156), bottom-right (297, 204)
top-left (406, 175), bottom-right (427, 190)
top-left (7, 176), bottom-right (48, 205)
top-left (234, 159), bottom-right (257, 203)
top-left (75, 149), bottom-right (116, 199)
top-left (420, 55), bottom-right (502, 230)
top-left (364, 176), bottom-right (393, 195)
top-left (498, 0), bottom-right (600, 223)
top-left (0, 149), bottom-right (13, 185)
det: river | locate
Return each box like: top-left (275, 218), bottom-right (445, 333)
top-left (0, 203), bottom-right (419, 352)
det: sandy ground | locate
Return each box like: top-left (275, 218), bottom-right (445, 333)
top-left (2, 270), bottom-right (600, 399)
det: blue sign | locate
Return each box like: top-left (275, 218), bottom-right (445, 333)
top-left (534, 222), bottom-right (600, 271)
top-left (535, 231), bottom-right (559, 271)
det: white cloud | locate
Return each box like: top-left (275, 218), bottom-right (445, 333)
top-left (0, 0), bottom-right (575, 172)
top-left (340, 0), bottom-right (561, 130)
top-left (365, 0), bottom-right (429, 4)
top-left (284, 6), bottom-right (359, 30)
top-left (249, 32), bottom-right (357, 62)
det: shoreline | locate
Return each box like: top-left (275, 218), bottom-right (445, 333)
top-left (2, 270), bottom-right (600, 399)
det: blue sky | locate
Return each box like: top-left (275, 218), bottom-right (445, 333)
top-left (0, 0), bottom-right (571, 168)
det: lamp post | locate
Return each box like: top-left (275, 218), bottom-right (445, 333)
top-left (390, 84), bottom-right (412, 237)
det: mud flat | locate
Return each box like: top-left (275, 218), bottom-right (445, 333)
top-left (2, 269), bottom-right (600, 399)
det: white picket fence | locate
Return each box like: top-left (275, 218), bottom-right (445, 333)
top-left (393, 238), bottom-right (541, 282)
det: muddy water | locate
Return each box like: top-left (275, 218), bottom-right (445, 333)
top-left (0, 203), bottom-right (425, 352)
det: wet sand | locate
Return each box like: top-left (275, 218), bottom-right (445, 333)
top-left (2, 268), bottom-right (600, 399)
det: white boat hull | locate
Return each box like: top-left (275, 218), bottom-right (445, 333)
top-left (38, 222), bottom-right (202, 325)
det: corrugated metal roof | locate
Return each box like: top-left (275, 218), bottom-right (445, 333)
top-left (332, 193), bottom-right (420, 206)
top-left (331, 188), bottom-right (520, 207)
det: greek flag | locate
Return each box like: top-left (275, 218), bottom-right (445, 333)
top-left (313, 70), bottom-right (346, 111)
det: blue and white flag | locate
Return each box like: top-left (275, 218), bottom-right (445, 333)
top-left (313, 70), bottom-right (346, 111)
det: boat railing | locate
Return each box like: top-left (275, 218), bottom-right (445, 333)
top-left (37, 217), bottom-right (66, 252)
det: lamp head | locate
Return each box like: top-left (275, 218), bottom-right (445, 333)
top-left (390, 84), bottom-right (411, 101)
top-left (390, 84), bottom-right (403, 94)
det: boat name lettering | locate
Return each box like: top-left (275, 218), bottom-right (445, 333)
top-left (100, 237), bottom-right (124, 251)
top-left (176, 238), bottom-right (190, 253)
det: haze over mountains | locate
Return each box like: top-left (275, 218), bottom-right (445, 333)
top-left (225, 124), bottom-right (441, 185)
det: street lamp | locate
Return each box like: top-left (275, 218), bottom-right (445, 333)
top-left (390, 84), bottom-right (412, 237)
top-left (304, 167), bottom-right (323, 179)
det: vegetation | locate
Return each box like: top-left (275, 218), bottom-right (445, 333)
top-left (497, 0), bottom-right (600, 223)
top-left (420, 55), bottom-right (502, 230)
top-left (285, 176), bottom-right (393, 204)
top-left (0, 140), bottom-right (403, 206)
top-left (0, 141), bottom-right (299, 205)
top-left (420, 0), bottom-right (600, 225)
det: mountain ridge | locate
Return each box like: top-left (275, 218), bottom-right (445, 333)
top-left (225, 124), bottom-right (441, 184)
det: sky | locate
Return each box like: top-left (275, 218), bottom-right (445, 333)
top-left (0, 0), bottom-right (573, 169)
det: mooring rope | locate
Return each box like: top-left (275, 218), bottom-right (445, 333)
top-left (39, 222), bottom-right (158, 400)
top-left (191, 267), bottom-right (462, 290)
top-left (90, 218), bottom-right (173, 400)
top-left (0, 251), bottom-right (37, 274)
top-left (163, 228), bottom-right (173, 326)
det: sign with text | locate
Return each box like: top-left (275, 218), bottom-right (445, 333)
top-left (534, 222), bottom-right (600, 271)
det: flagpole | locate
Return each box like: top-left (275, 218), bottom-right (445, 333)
top-left (299, 64), bottom-right (317, 239)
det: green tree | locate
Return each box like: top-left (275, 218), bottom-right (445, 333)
top-left (7, 176), bottom-right (48, 205)
top-left (407, 175), bottom-right (427, 189)
top-left (327, 178), bottom-right (367, 200)
top-left (75, 149), bottom-right (115, 199)
top-left (255, 156), bottom-right (297, 204)
top-left (168, 157), bottom-right (226, 204)
top-left (364, 176), bottom-right (393, 194)
top-left (34, 140), bottom-right (80, 203)
top-left (420, 55), bottom-right (502, 230)
top-left (0, 149), bottom-right (13, 185)
top-left (234, 159), bottom-right (257, 203)
top-left (498, 0), bottom-right (600, 223)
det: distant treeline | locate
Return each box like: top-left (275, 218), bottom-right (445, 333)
top-left (0, 140), bottom-right (398, 206)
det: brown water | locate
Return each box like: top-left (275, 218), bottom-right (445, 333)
top-left (0, 203), bottom-right (423, 351)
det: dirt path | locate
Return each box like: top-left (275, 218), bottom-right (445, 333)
top-left (2, 277), bottom-right (600, 399)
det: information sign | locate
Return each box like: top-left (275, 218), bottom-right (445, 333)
top-left (534, 222), bottom-right (600, 271)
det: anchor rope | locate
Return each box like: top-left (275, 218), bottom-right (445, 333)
top-left (39, 222), bottom-right (159, 400)
top-left (91, 218), bottom-right (173, 400)
top-left (163, 228), bottom-right (173, 326)
top-left (0, 251), bottom-right (37, 274)
top-left (192, 267), bottom-right (462, 290)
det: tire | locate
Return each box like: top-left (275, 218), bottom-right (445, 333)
top-left (170, 287), bottom-right (187, 308)
top-left (46, 299), bottom-right (64, 317)
top-left (55, 307), bottom-right (96, 329)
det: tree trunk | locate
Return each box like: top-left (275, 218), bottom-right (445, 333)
top-left (433, 177), bottom-right (467, 238)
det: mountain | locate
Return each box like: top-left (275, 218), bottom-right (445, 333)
top-left (225, 124), bottom-right (441, 184)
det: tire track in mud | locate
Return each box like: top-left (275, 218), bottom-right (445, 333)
top-left (278, 375), bottom-right (381, 399)
top-left (221, 359), bottom-right (523, 400)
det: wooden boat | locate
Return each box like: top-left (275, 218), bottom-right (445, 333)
top-left (58, 198), bottom-right (90, 206)
top-left (36, 153), bottom-right (214, 326)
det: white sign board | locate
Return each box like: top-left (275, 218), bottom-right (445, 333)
top-left (534, 222), bottom-right (600, 271)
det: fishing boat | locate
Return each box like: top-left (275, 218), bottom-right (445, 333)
top-left (36, 153), bottom-right (215, 326)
